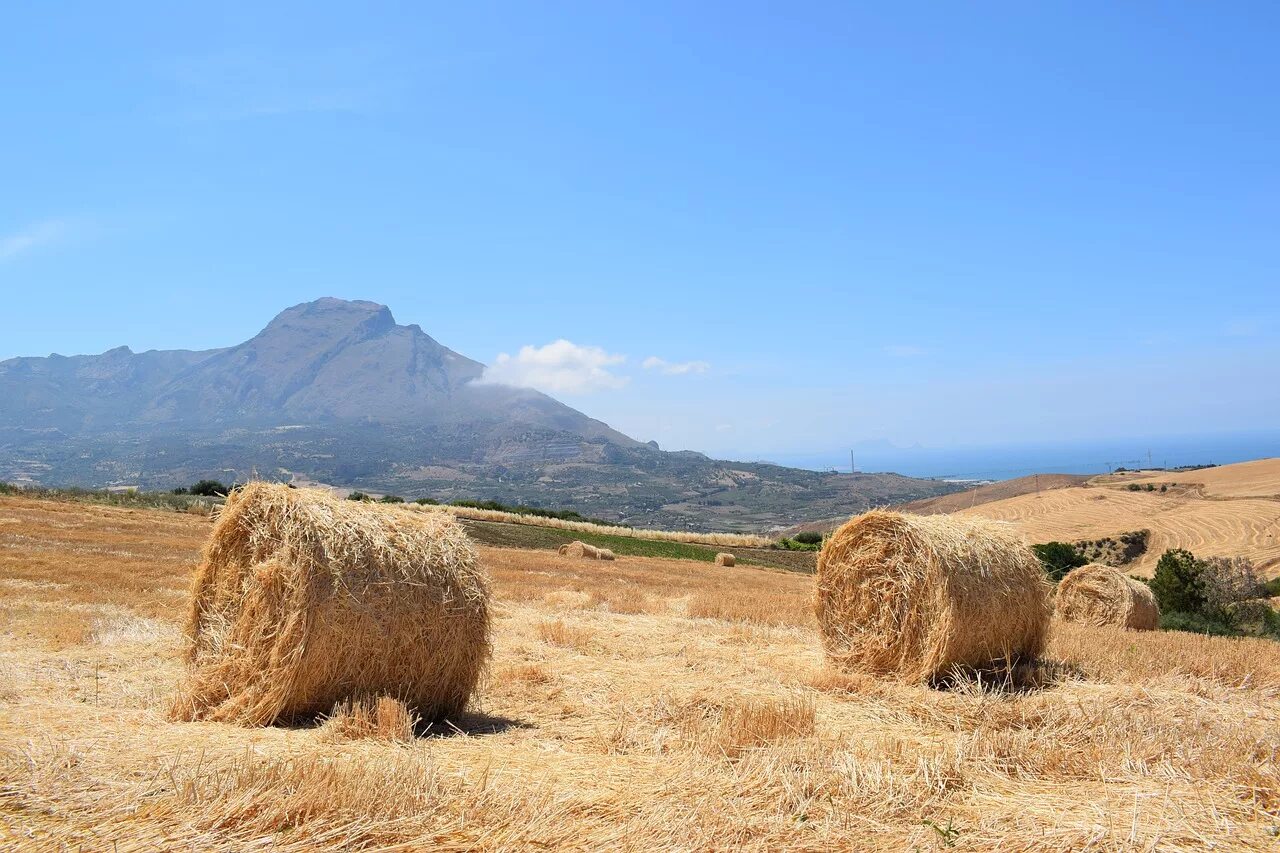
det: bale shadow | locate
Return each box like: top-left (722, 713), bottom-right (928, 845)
top-left (416, 710), bottom-right (532, 739)
top-left (929, 657), bottom-right (1088, 695)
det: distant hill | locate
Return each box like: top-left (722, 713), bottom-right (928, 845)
top-left (958, 459), bottom-right (1280, 577)
top-left (895, 473), bottom-right (1093, 515)
top-left (0, 298), bottom-right (961, 531)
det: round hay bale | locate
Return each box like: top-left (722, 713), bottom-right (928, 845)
top-left (1056, 564), bottom-right (1159, 630)
top-left (171, 482), bottom-right (490, 726)
top-left (559, 540), bottom-right (603, 559)
top-left (715, 552), bottom-right (736, 567)
top-left (814, 510), bottom-right (1052, 682)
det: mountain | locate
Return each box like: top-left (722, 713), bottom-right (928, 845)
top-left (0, 298), bottom-right (960, 531)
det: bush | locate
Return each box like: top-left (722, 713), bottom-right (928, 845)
top-left (1264, 577), bottom-right (1280, 598)
top-left (414, 497), bottom-right (440, 505)
top-left (379, 495), bottom-right (405, 504)
top-left (1031, 541), bottom-right (1086, 582)
top-left (348, 491), bottom-right (372, 502)
top-left (189, 480), bottom-right (230, 497)
top-left (1126, 484), bottom-right (1141, 492)
top-left (776, 537), bottom-right (821, 552)
top-left (791, 531), bottom-right (824, 545)
top-left (1159, 610), bottom-right (1237, 637)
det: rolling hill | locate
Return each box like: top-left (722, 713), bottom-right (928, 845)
top-left (958, 458), bottom-right (1280, 577)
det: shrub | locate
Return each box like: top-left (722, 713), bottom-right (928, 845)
top-left (1200, 556), bottom-right (1265, 612)
top-left (1144, 484), bottom-right (1155, 492)
top-left (189, 480), bottom-right (230, 497)
top-left (1159, 610), bottom-right (1236, 637)
top-left (792, 531), bottom-right (824, 545)
top-left (1159, 484), bottom-right (1167, 493)
top-left (1031, 541), bottom-right (1086, 582)
top-left (1265, 576), bottom-right (1280, 598)
top-left (414, 497), bottom-right (440, 505)
top-left (1126, 484), bottom-right (1141, 492)
top-left (347, 491), bottom-right (372, 502)
top-left (379, 495), bottom-right (405, 504)
top-left (776, 537), bottom-right (821, 552)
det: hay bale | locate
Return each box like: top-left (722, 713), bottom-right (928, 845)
top-left (597, 548), bottom-right (616, 561)
top-left (559, 540), bottom-right (605, 559)
top-left (171, 482), bottom-right (491, 726)
top-left (715, 552), bottom-right (736, 567)
top-left (814, 510), bottom-right (1052, 682)
top-left (1056, 564), bottom-right (1159, 630)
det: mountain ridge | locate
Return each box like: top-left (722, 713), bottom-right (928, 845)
top-left (0, 298), bottom-right (960, 530)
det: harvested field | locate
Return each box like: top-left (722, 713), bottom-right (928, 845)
top-left (2, 495), bottom-right (1279, 850)
top-left (959, 462), bottom-right (1280, 576)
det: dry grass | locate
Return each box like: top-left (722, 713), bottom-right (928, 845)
top-left (409, 501), bottom-right (773, 548)
top-left (321, 696), bottom-right (420, 742)
top-left (961, 457), bottom-right (1280, 576)
top-left (2, 494), bottom-right (1280, 850)
top-left (815, 511), bottom-right (1052, 682)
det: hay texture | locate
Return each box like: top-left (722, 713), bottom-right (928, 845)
top-left (1056, 564), bottom-right (1159, 630)
top-left (172, 482), bottom-right (491, 726)
top-left (558, 541), bottom-right (614, 560)
top-left (815, 510), bottom-right (1052, 682)
top-left (715, 552), bottom-right (736, 567)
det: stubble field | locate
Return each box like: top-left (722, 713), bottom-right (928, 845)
top-left (1, 495), bottom-right (1279, 850)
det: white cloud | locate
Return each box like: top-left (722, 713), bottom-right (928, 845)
top-left (0, 220), bottom-right (69, 262)
top-left (642, 355), bottom-right (710, 375)
top-left (883, 344), bottom-right (926, 358)
top-left (478, 339), bottom-right (628, 395)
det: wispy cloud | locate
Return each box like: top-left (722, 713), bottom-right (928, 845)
top-left (477, 340), bottom-right (629, 395)
top-left (642, 356), bottom-right (710, 375)
top-left (0, 220), bottom-right (70, 262)
top-left (883, 344), bottom-right (926, 358)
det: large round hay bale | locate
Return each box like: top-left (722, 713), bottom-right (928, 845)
top-left (1056, 564), bottom-right (1159, 630)
top-left (814, 510), bottom-right (1052, 682)
top-left (715, 552), bottom-right (736, 567)
top-left (559, 540), bottom-right (603, 559)
top-left (171, 482), bottom-right (491, 726)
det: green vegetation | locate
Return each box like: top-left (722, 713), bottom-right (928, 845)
top-left (460, 519), bottom-right (816, 573)
top-left (1149, 548), bottom-right (1279, 639)
top-left (0, 481), bottom-right (216, 514)
top-left (448, 498), bottom-right (621, 528)
top-left (1031, 541), bottom-right (1087, 581)
top-left (776, 536), bottom-right (822, 552)
top-left (348, 491), bottom-right (372, 502)
top-left (379, 494), bottom-right (405, 503)
top-left (189, 479), bottom-right (232, 497)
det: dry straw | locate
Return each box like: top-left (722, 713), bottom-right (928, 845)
top-left (557, 541), bottom-right (615, 560)
top-left (1055, 564), bottom-right (1159, 630)
top-left (715, 553), bottom-right (736, 567)
top-left (171, 482), bottom-right (491, 726)
top-left (814, 510), bottom-right (1052, 682)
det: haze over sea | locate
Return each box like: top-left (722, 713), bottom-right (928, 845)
top-left (754, 428), bottom-right (1280, 482)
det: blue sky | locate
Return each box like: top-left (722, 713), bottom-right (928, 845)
top-left (2, 2), bottom-right (1278, 463)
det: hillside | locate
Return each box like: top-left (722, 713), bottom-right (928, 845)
top-left (3, 493), bottom-right (1278, 849)
top-left (958, 458), bottom-right (1280, 577)
top-left (895, 473), bottom-right (1092, 514)
top-left (0, 298), bottom-right (960, 531)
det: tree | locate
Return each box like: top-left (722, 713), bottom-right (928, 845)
top-left (189, 479), bottom-right (229, 497)
top-left (1031, 541), bottom-right (1086, 581)
top-left (1148, 548), bottom-right (1207, 615)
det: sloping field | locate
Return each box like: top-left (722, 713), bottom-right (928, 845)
top-left (2, 495), bottom-right (1280, 849)
top-left (959, 465), bottom-right (1280, 576)
top-left (1111, 457), bottom-right (1280, 499)
top-left (897, 473), bottom-right (1092, 515)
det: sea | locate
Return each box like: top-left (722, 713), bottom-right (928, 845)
top-left (747, 429), bottom-right (1280, 483)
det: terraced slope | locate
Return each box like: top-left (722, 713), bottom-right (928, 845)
top-left (959, 463), bottom-right (1280, 576)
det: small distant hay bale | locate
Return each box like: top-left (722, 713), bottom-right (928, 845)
top-left (171, 482), bottom-right (491, 726)
top-left (558, 540), bottom-right (613, 560)
top-left (715, 552), bottom-right (736, 567)
top-left (1056, 564), bottom-right (1159, 630)
top-left (814, 510), bottom-right (1052, 683)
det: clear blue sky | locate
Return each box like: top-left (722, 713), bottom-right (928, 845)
top-left (3, 2), bottom-right (1277, 461)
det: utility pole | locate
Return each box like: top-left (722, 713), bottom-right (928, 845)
top-left (850, 450), bottom-right (855, 475)
top-left (1034, 473), bottom-right (1040, 496)
top-left (1148, 448), bottom-right (1153, 469)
